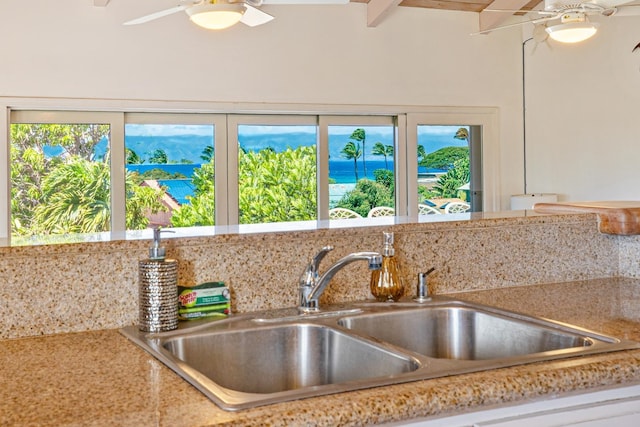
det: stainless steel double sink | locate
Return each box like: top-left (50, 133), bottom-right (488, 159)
top-left (120, 297), bottom-right (640, 411)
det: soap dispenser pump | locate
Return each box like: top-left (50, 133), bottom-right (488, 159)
top-left (370, 231), bottom-right (404, 302)
top-left (138, 228), bottom-right (178, 332)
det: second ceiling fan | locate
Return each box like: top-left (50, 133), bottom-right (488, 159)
top-left (481, 0), bottom-right (640, 43)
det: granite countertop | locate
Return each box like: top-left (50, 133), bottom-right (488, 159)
top-left (2, 278), bottom-right (640, 426)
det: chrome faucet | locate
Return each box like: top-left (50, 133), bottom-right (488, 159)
top-left (298, 246), bottom-right (383, 312)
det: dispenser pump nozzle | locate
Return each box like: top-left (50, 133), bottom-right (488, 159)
top-left (149, 228), bottom-right (174, 260)
top-left (382, 231), bottom-right (395, 257)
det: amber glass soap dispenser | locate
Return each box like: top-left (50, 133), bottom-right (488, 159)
top-left (370, 231), bottom-right (404, 302)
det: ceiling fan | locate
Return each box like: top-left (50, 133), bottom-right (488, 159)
top-left (124, 0), bottom-right (349, 30)
top-left (478, 0), bottom-right (640, 43)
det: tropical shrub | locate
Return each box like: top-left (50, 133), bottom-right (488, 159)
top-left (431, 157), bottom-right (470, 199)
top-left (171, 162), bottom-right (215, 227)
top-left (238, 146), bottom-right (317, 224)
top-left (336, 178), bottom-right (394, 218)
top-left (419, 146), bottom-right (468, 170)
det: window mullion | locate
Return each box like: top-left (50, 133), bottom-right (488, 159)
top-left (396, 114), bottom-right (409, 217)
top-left (0, 105), bottom-right (9, 241)
top-left (317, 116), bottom-right (329, 221)
top-left (110, 113), bottom-right (126, 238)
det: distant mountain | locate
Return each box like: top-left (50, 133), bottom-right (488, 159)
top-left (82, 131), bottom-right (467, 163)
top-left (125, 135), bottom-right (213, 163)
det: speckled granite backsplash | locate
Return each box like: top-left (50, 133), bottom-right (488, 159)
top-left (0, 213), bottom-right (627, 339)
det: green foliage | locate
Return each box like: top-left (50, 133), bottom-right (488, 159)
top-left (170, 162), bottom-right (215, 227)
top-left (238, 146), bottom-right (317, 224)
top-left (200, 146), bottom-right (214, 163)
top-left (148, 149), bottom-right (168, 164)
top-left (33, 157), bottom-right (111, 234)
top-left (336, 178), bottom-right (394, 218)
top-left (10, 124), bottom-right (109, 235)
top-left (431, 157), bottom-right (470, 199)
top-left (31, 156), bottom-right (165, 233)
top-left (10, 124), bottom-right (166, 236)
top-left (139, 168), bottom-right (187, 181)
top-left (419, 146), bottom-right (469, 170)
top-left (126, 148), bottom-right (143, 165)
top-left (126, 180), bottom-right (168, 230)
top-left (173, 146), bottom-right (318, 227)
top-left (373, 168), bottom-right (394, 192)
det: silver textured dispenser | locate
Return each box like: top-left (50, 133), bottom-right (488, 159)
top-left (138, 228), bottom-right (178, 332)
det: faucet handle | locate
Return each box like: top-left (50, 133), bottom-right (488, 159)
top-left (299, 246), bottom-right (334, 287)
top-left (310, 246), bottom-right (333, 272)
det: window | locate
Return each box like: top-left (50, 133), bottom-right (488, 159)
top-left (124, 115), bottom-right (216, 229)
top-left (407, 111), bottom-right (499, 217)
top-left (415, 125), bottom-right (482, 214)
top-left (228, 116), bottom-right (318, 225)
top-left (2, 103), bottom-right (499, 245)
top-left (9, 111), bottom-right (118, 244)
top-left (325, 116), bottom-right (396, 219)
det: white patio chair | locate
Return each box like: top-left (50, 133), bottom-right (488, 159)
top-left (367, 206), bottom-right (395, 218)
top-left (329, 207), bottom-right (362, 219)
top-left (418, 204), bottom-right (441, 215)
top-left (444, 202), bottom-right (470, 214)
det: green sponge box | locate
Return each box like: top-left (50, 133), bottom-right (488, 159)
top-left (178, 281), bottom-right (230, 320)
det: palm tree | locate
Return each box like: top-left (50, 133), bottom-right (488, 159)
top-left (417, 145), bottom-right (427, 165)
top-left (454, 127), bottom-right (469, 149)
top-left (126, 148), bottom-right (143, 165)
top-left (372, 142), bottom-right (394, 169)
top-left (200, 146), bottom-right (214, 163)
top-left (33, 157), bottom-right (111, 233)
top-left (341, 141), bottom-right (362, 181)
top-left (349, 128), bottom-right (367, 178)
top-left (33, 156), bottom-right (166, 233)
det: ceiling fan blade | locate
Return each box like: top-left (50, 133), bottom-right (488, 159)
top-left (124, 5), bottom-right (188, 25)
top-left (240, 4), bottom-right (275, 27)
top-left (588, 0), bottom-right (640, 7)
top-left (483, 8), bottom-right (556, 15)
top-left (471, 14), bottom-right (560, 35)
top-left (611, 3), bottom-right (640, 15)
top-left (262, 0), bottom-right (349, 4)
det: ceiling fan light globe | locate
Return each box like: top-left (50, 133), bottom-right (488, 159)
top-left (545, 22), bottom-right (599, 43)
top-left (187, 4), bottom-right (245, 30)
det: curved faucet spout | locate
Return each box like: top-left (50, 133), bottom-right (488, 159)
top-left (299, 250), bottom-right (382, 312)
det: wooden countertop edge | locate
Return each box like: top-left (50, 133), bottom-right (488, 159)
top-left (534, 202), bottom-right (640, 235)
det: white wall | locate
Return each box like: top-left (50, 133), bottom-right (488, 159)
top-left (525, 15), bottom-right (640, 202)
top-left (1, 0), bottom-right (532, 209)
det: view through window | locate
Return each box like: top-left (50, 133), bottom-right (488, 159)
top-left (328, 125), bottom-right (395, 219)
top-left (124, 123), bottom-right (215, 229)
top-left (237, 124), bottom-right (317, 224)
top-left (6, 110), bottom-right (490, 244)
top-left (10, 122), bottom-right (112, 242)
top-left (416, 125), bottom-right (480, 215)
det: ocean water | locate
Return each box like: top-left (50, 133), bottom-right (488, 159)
top-left (127, 164), bottom-right (200, 178)
top-left (127, 161), bottom-right (443, 184)
top-left (127, 160), bottom-right (444, 184)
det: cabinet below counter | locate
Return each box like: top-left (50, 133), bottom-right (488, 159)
top-left (2, 277), bottom-right (640, 427)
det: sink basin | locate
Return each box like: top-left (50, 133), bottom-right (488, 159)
top-left (338, 305), bottom-right (592, 360)
top-left (120, 297), bottom-right (640, 411)
top-left (163, 323), bottom-right (419, 394)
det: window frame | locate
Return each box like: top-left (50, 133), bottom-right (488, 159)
top-left (0, 98), bottom-right (500, 244)
top-left (406, 110), bottom-right (500, 216)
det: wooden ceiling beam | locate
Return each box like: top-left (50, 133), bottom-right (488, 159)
top-left (479, 0), bottom-right (539, 32)
top-left (367, 0), bottom-right (403, 27)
